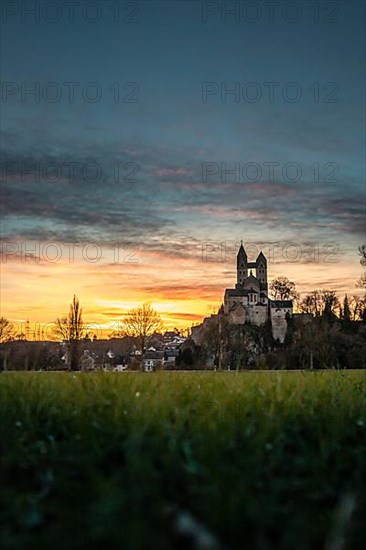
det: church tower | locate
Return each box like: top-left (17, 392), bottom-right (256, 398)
top-left (237, 241), bottom-right (248, 285)
top-left (255, 251), bottom-right (268, 293)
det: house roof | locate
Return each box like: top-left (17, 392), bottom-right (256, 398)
top-left (165, 349), bottom-right (180, 357)
top-left (144, 351), bottom-right (165, 360)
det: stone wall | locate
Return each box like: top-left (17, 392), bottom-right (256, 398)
top-left (270, 308), bottom-right (291, 343)
top-left (247, 305), bottom-right (268, 326)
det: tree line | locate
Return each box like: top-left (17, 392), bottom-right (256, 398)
top-left (0, 300), bottom-right (163, 371)
top-left (1, 244), bottom-right (365, 371)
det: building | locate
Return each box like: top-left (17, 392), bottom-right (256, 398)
top-left (223, 242), bottom-right (292, 341)
top-left (192, 242), bottom-right (293, 344)
top-left (224, 242), bottom-right (269, 326)
top-left (143, 350), bottom-right (165, 371)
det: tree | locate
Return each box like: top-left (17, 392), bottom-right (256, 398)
top-left (300, 290), bottom-right (322, 316)
top-left (356, 273), bottom-right (366, 289)
top-left (294, 317), bottom-right (317, 369)
top-left (359, 243), bottom-right (366, 266)
top-left (321, 290), bottom-right (340, 320)
top-left (0, 317), bottom-right (17, 344)
top-left (350, 294), bottom-right (366, 323)
top-left (200, 313), bottom-right (230, 370)
top-left (227, 323), bottom-right (255, 371)
top-left (53, 295), bottom-right (85, 370)
top-left (176, 346), bottom-right (195, 369)
top-left (270, 277), bottom-right (299, 301)
top-left (123, 303), bottom-right (163, 362)
top-left (0, 317), bottom-right (18, 371)
top-left (341, 294), bottom-right (351, 322)
top-left (300, 289), bottom-right (340, 318)
top-left (291, 315), bottom-right (341, 370)
top-left (356, 244), bottom-right (366, 288)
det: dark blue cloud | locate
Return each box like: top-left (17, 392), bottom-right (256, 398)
top-left (1, 0), bottom-right (365, 255)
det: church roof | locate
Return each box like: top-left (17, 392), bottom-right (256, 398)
top-left (270, 300), bottom-right (293, 308)
top-left (246, 274), bottom-right (259, 284)
top-left (225, 287), bottom-right (259, 297)
top-left (225, 288), bottom-right (248, 297)
top-left (226, 288), bottom-right (251, 297)
top-left (237, 242), bottom-right (247, 264)
top-left (256, 251), bottom-right (267, 264)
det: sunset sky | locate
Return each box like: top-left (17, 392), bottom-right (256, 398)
top-left (1, 0), bottom-right (365, 336)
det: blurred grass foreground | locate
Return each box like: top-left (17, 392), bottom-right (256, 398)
top-left (0, 371), bottom-right (366, 549)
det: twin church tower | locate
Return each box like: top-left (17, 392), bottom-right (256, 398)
top-left (236, 241), bottom-right (268, 293)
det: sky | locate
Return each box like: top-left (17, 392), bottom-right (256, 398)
top-left (1, 0), bottom-right (365, 336)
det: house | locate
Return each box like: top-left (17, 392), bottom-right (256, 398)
top-left (163, 348), bottom-right (180, 363)
top-left (143, 351), bottom-right (165, 372)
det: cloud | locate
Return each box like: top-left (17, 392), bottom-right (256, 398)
top-left (1, 132), bottom-right (364, 264)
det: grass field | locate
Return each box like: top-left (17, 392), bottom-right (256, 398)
top-left (1, 371), bottom-right (366, 549)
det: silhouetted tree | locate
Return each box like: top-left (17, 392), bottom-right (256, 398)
top-left (176, 347), bottom-right (195, 369)
top-left (54, 295), bottom-right (85, 370)
top-left (299, 290), bottom-right (322, 316)
top-left (341, 294), bottom-right (351, 322)
top-left (356, 243), bottom-right (366, 288)
top-left (0, 317), bottom-right (17, 344)
top-left (200, 313), bottom-right (230, 370)
top-left (359, 243), bottom-right (366, 266)
top-left (300, 289), bottom-right (340, 318)
top-left (270, 277), bottom-right (299, 301)
top-left (123, 303), bottom-right (163, 368)
top-left (321, 290), bottom-right (340, 320)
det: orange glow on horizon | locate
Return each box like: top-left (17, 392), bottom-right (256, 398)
top-left (1, 241), bottom-right (364, 339)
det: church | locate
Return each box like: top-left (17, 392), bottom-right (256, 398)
top-left (191, 242), bottom-right (293, 345)
top-left (223, 242), bottom-right (293, 341)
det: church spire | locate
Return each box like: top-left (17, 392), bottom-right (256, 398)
top-left (237, 241), bottom-right (248, 284)
top-left (237, 241), bottom-right (247, 264)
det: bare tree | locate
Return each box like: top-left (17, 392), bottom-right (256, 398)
top-left (270, 276), bottom-right (299, 301)
top-left (300, 290), bottom-right (339, 317)
top-left (54, 295), bottom-right (85, 370)
top-left (350, 295), bottom-right (366, 321)
top-left (321, 290), bottom-right (340, 319)
top-left (300, 290), bottom-right (322, 316)
top-left (0, 317), bottom-right (17, 344)
top-left (356, 273), bottom-right (366, 289)
top-left (200, 313), bottom-right (230, 370)
top-left (356, 244), bottom-right (366, 288)
top-left (359, 243), bottom-right (366, 266)
top-left (0, 317), bottom-right (17, 371)
top-left (123, 303), bottom-right (163, 365)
